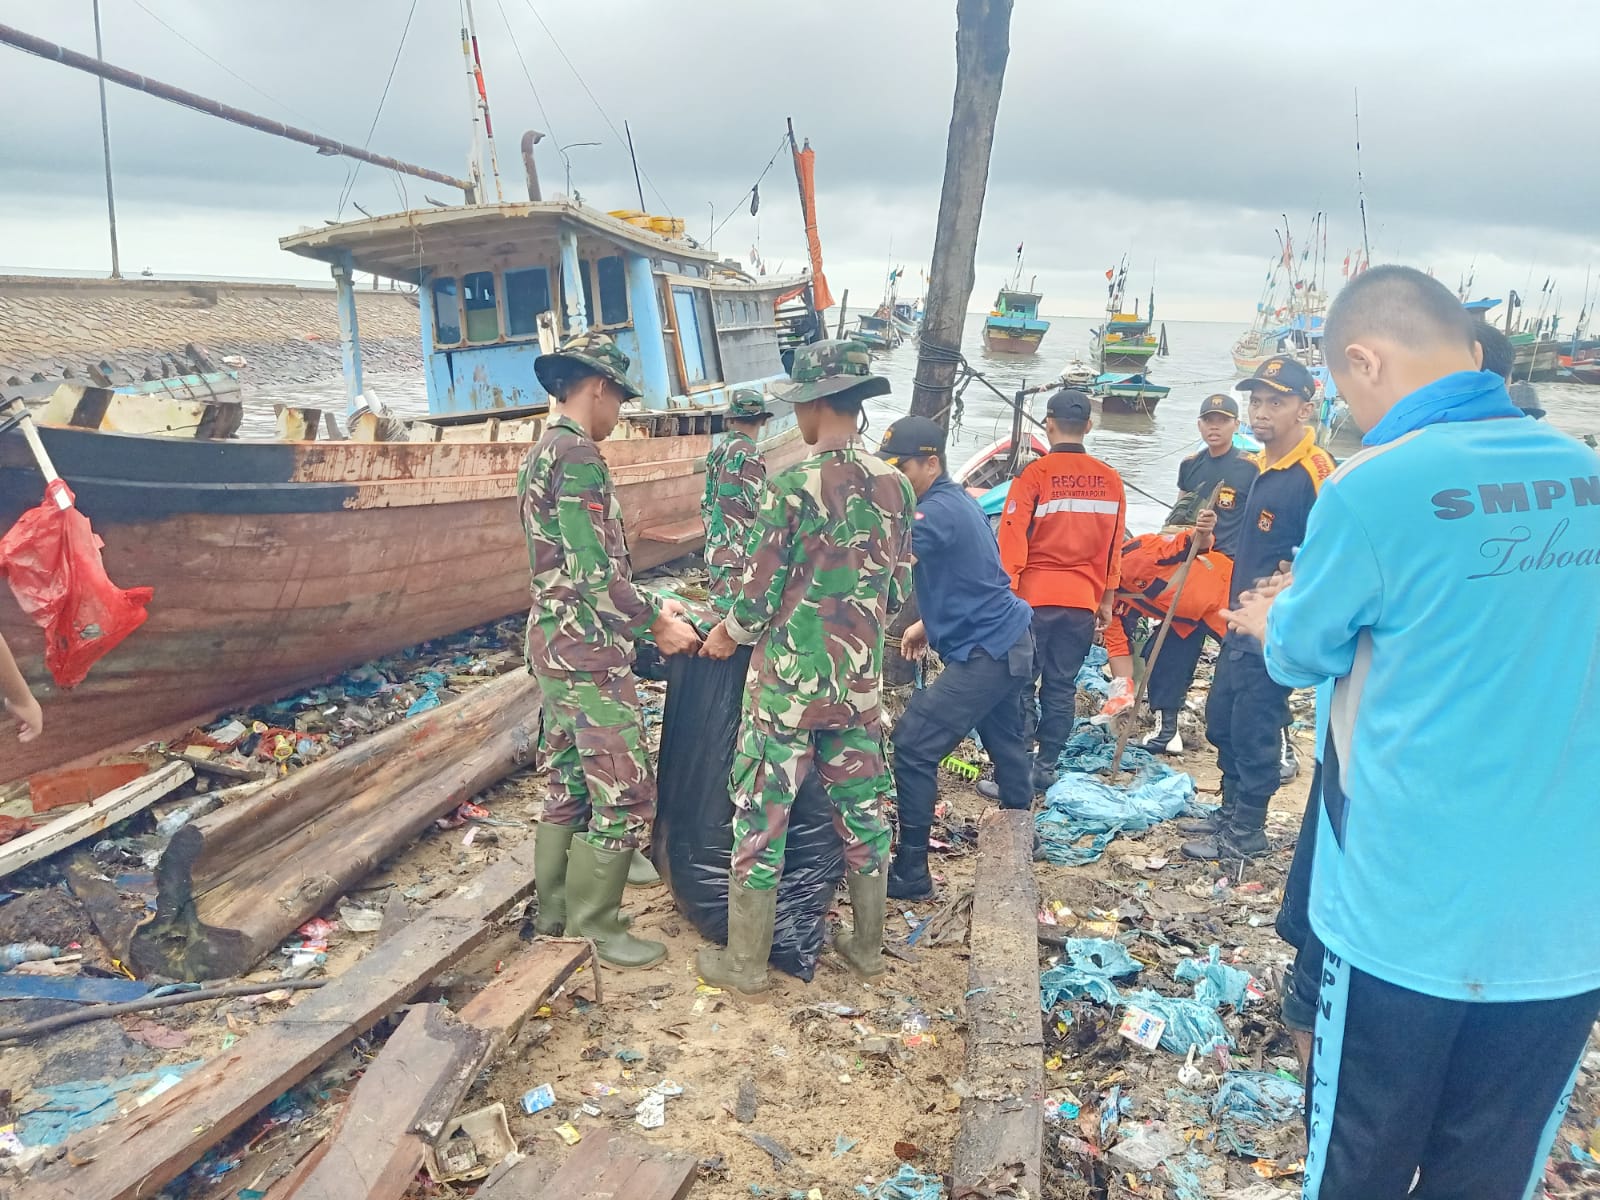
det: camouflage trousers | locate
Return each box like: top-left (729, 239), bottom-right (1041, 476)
top-left (535, 667), bottom-right (655, 851)
top-left (730, 715), bottom-right (893, 891)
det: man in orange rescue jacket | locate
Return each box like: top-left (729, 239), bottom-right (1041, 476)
top-left (997, 390), bottom-right (1127, 792)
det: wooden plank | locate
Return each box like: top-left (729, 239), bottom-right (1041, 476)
top-left (24, 837), bottom-right (541, 1200)
top-left (479, 1129), bottom-right (697, 1200)
top-left (0, 762), bottom-right (190, 880)
top-left (951, 808), bottom-right (1044, 1197)
top-left (286, 939), bottom-right (596, 1200)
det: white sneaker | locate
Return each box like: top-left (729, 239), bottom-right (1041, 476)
top-left (1279, 728), bottom-right (1300, 782)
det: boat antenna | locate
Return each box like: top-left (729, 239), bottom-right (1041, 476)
top-left (459, 2), bottom-right (492, 200)
top-left (91, 0), bottom-right (120, 279)
top-left (624, 120), bottom-right (647, 211)
top-left (1354, 89), bottom-right (1371, 266)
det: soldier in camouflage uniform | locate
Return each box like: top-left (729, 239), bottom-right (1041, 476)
top-left (700, 387), bottom-right (774, 610)
top-left (696, 339), bottom-right (915, 995)
top-left (521, 332), bottom-right (702, 968)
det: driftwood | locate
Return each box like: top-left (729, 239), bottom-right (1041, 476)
top-left (276, 939), bottom-right (597, 1200)
top-left (478, 1129), bottom-right (697, 1200)
top-left (26, 835), bottom-right (542, 1200)
top-left (952, 808), bottom-right (1044, 1195)
top-left (128, 671), bottom-right (539, 979)
top-left (0, 761), bottom-right (191, 880)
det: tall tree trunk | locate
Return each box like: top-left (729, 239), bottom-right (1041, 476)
top-left (910, 0), bottom-right (1014, 427)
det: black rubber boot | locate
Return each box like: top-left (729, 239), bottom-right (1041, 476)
top-left (1176, 785), bottom-right (1230, 836)
top-left (1141, 710), bottom-right (1182, 755)
top-left (1031, 752), bottom-right (1060, 794)
top-left (1219, 800), bottom-right (1270, 858)
top-left (976, 779), bottom-right (1000, 801)
top-left (887, 826), bottom-right (934, 901)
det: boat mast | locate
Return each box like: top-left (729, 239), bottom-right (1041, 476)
top-left (91, 0), bottom-right (120, 279)
top-left (458, 0), bottom-right (501, 202)
top-left (0, 21), bottom-right (475, 197)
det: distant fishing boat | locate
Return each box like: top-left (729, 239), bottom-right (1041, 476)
top-left (1092, 257), bottom-right (1163, 374)
top-left (981, 243), bottom-right (1049, 355)
top-left (853, 310), bottom-right (900, 349)
top-left (1231, 221), bottom-right (1332, 373)
top-left (1092, 372), bottom-right (1170, 415)
top-left (890, 299), bottom-right (922, 337)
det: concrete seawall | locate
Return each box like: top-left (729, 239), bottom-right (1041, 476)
top-left (0, 275), bottom-right (424, 390)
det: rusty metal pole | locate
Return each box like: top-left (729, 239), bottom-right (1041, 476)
top-left (0, 21), bottom-right (476, 199)
top-left (90, 0), bottom-right (120, 279)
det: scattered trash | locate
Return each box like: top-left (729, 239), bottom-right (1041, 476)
top-left (122, 1020), bottom-right (190, 1049)
top-left (833, 1133), bottom-right (858, 1157)
top-left (337, 903), bottom-right (384, 934)
top-left (615, 1048), bottom-right (644, 1063)
top-left (857, 1162), bottom-right (945, 1198)
top-left (744, 1130), bottom-right (793, 1167)
top-left (1035, 725), bottom-right (1197, 865)
top-left (1212, 1071), bottom-right (1305, 1157)
top-left (17, 1061), bottom-right (204, 1146)
top-left (1176, 945), bottom-right (1256, 1010)
top-left (1119, 989), bottom-right (1233, 1055)
top-left (1118, 1006), bottom-right (1168, 1051)
top-left (423, 1103), bottom-right (515, 1183)
top-left (731, 1076), bottom-right (759, 1123)
top-left (1040, 937), bottom-right (1142, 1006)
top-left (635, 1092), bottom-right (665, 1130)
top-left (519, 1084), bottom-right (556, 1115)
top-left (1109, 1122), bottom-right (1184, 1170)
top-left (0, 943), bottom-right (60, 969)
top-left (554, 1122), bottom-right (581, 1145)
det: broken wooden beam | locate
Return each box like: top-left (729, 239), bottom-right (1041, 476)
top-left (477, 1129), bottom-right (698, 1200)
top-left (25, 835), bottom-right (542, 1200)
top-left (278, 939), bottom-right (597, 1200)
top-left (951, 808), bottom-right (1044, 1197)
top-left (0, 761), bottom-right (191, 880)
top-left (128, 671), bottom-right (539, 980)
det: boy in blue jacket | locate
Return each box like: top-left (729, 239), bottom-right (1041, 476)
top-left (1226, 265), bottom-right (1600, 1199)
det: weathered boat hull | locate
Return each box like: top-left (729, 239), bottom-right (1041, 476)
top-left (981, 324), bottom-right (1047, 355)
top-left (0, 421), bottom-right (805, 784)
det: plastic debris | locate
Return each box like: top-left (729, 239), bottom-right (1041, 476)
top-left (17, 1062), bottom-right (204, 1146)
top-left (1075, 644), bottom-right (1111, 696)
top-left (744, 1131), bottom-right (792, 1166)
top-left (832, 1133), bottom-right (858, 1157)
top-left (1035, 725), bottom-right (1196, 865)
top-left (0, 943), bottom-right (60, 969)
top-left (1039, 937), bottom-right (1142, 1006)
top-left (1119, 989), bottom-right (1233, 1055)
top-left (856, 1163), bottom-right (945, 1199)
top-left (1109, 1122), bottom-right (1183, 1170)
top-left (337, 903), bottom-right (384, 934)
top-left (554, 1122), bottom-right (581, 1145)
top-left (635, 1092), bottom-right (665, 1129)
top-left (519, 1084), bottom-right (555, 1115)
top-left (1176, 945), bottom-right (1256, 1010)
top-left (1211, 1071), bottom-right (1305, 1156)
top-left (405, 689), bottom-right (442, 717)
top-left (1118, 1006), bottom-right (1168, 1050)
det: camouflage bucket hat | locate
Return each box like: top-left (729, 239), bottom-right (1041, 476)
top-left (728, 386), bottom-right (774, 420)
top-left (534, 330), bottom-right (642, 401)
top-left (783, 338), bottom-right (892, 405)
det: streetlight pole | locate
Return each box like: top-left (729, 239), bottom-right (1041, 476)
top-left (91, 0), bottom-right (121, 279)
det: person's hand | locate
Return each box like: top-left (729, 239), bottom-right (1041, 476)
top-left (1194, 508), bottom-right (1217, 552)
top-left (900, 620), bottom-right (929, 661)
top-left (6, 694), bottom-right (42, 743)
top-left (659, 596), bottom-right (689, 619)
top-left (651, 610), bottom-right (702, 657)
top-left (1221, 586), bottom-right (1276, 643)
top-left (699, 622), bottom-right (738, 660)
top-left (1095, 593), bottom-right (1114, 632)
top-left (1250, 563), bottom-right (1295, 604)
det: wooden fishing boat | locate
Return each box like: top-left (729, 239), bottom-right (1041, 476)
top-left (953, 432), bottom-right (1048, 493)
top-left (1090, 372), bottom-right (1169, 415)
top-left (982, 285), bottom-right (1048, 355)
top-left (853, 311), bottom-right (901, 349)
top-left (0, 164), bottom-right (831, 784)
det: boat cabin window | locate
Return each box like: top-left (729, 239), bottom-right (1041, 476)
top-left (504, 267), bottom-right (552, 337)
top-left (595, 256), bottom-right (629, 325)
top-left (670, 285), bottom-right (722, 385)
top-left (431, 277), bottom-right (461, 344)
top-left (463, 271), bottom-right (499, 343)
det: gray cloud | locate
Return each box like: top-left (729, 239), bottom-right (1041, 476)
top-left (1, 0), bottom-right (1595, 320)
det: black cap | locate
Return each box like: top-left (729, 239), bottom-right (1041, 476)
top-left (1046, 389), bottom-right (1092, 422)
top-left (1198, 393), bottom-right (1239, 419)
top-left (1235, 355), bottom-right (1316, 401)
top-left (878, 415), bottom-right (947, 464)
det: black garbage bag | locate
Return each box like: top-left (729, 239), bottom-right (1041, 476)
top-left (652, 645), bottom-right (845, 981)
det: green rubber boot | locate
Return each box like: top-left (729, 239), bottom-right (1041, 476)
top-left (696, 882), bottom-right (777, 996)
top-left (834, 868), bottom-right (888, 978)
top-left (565, 837), bottom-right (667, 969)
top-left (531, 820), bottom-right (583, 936)
top-left (627, 848), bottom-right (662, 888)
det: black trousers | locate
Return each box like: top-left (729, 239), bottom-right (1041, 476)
top-left (1276, 759), bottom-right (1325, 1032)
top-left (891, 630), bottom-right (1035, 824)
top-left (1205, 646), bottom-right (1290, 809)
top-left (1143, 624), bottom-right (1210, 713)
top-left (1026, 606), bottom-right (1096, 762)
top-left (1305, 950), bottom-right (1599, 1199)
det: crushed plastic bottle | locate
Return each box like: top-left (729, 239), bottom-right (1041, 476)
top-left (0, 942), bottom-right (61, 969)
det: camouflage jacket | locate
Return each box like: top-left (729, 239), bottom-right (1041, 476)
top-left (519, 415), bottom-right (659, 674)
top-left (723, 438), bottom-right (915, 729)
top-left (700, 431), bottom-right (768, 612)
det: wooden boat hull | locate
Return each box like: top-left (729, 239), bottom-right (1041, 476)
top-left (1100, 347), bottom-right (1157, 373)
top-left (0, 420), bottom-right (806, 784)
top-left (981, 325), bottom-right (1047, 355)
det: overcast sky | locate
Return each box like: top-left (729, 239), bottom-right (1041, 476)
top-left (1, 0), bottom-right (1596, 321)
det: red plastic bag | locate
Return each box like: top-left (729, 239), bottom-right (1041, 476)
top-left (0, 480), bottom-right (153, 688)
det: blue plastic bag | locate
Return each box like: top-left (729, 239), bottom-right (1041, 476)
top-left (1211, 1070), bottom-right (1305, 1156)
top-left (1040, 937), bottom-right (1142, 1007)
top-left (1121, 988), bottom-right (1233, 1055)
top-left (1175, 945), bottom-right (1254, 1010)
top-left (1035, 725), bottom-right (1196, 866)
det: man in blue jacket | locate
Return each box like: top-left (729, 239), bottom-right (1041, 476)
top-left (877, 416), bottom-right (1035, 900)
top-left (1226, 265), bottom-right (1600, 1198)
